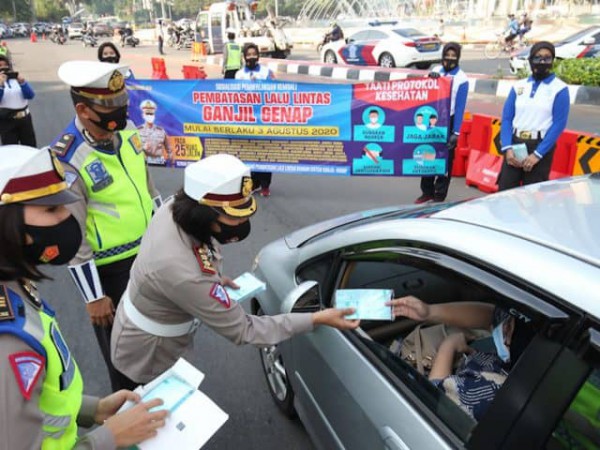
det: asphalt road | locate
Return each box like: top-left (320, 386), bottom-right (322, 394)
top-left (8, 37), bottom-right (598, 449)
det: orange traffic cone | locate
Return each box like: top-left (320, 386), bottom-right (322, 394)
top-left (42, 32), bottom-right (46, 40)
top-left (30, 32), bottom-right (37, 43)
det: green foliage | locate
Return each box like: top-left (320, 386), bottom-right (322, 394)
top-left (554, 58), bottom-right (600, 87)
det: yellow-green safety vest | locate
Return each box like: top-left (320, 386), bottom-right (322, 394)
top-left (0, 286), bottom-right (84, 449)
top-left (0, 46), bottom-right (8, 57)
top-left (225, 42), bottom-right (242, 71)
top-left (77, 130), bottom-right (153, 266)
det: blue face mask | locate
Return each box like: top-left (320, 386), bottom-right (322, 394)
top-left (492, 321), bottom-right (511, 363)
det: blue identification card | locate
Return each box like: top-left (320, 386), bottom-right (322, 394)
top-left (225, 272), bottom-right (266, 303)
top-left (512, 143), bottom-right (528, 162)
top-left (334, 289), bottom-right (394, 321)
top-left (142, 375), bottom-right (195, 414)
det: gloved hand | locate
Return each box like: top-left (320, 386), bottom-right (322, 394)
top-left (447, 134), bottom-right (458, 151)
top-left (428, 71), bottom-right (441, 79)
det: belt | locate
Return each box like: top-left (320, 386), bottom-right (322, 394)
top-left (122, 288), bottom-right (200, 338)
top-left (513, 129), bottom-right (544, 140)
top-left (94, 237), bottom-right (142, 260)
top-left (13, 108), bottom-right (30, 119)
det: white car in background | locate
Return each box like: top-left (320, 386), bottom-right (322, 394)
top-left (320, 24), bottom-right (442, 69)
top-left (509, 26), bottom-right (600, 74)
top-left (67, 22), bottom-right (84, 39)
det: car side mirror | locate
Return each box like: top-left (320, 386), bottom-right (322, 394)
top-left (581, 37), bottom-right (594, 45)
top-left (280, 280), bottom-right (322, 314)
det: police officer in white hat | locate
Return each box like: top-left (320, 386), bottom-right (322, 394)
top-left (0, 145), bottom-right (167, 449)
top-left (50, 61), bottom-right (161, 391)
top-left (110, 154), bottom-right (359, 386)
top-left (137, 99), bottom-right (172, 166)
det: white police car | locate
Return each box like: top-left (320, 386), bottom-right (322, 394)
top-left (321, 23), bottom-right (442, 69)
top-left (509, 26), bottom-right (600, 74)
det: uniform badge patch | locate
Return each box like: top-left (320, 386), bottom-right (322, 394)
top-left (193, 245), bottom-right (217, 275)
top-left (9, 352), bottom-right (45, 400)
top-left (209, 283), bottom-right (231, 309)
top-left (39, 245), bottom-right (60, 263)
top-left (85, 159), bottom-right (114, 192)
top-left (0, 285), bottom-right (14, 321)
top-left (51, 133), bottom-right (75, 157)
top-left (129, 133), bottom-right (143, 155)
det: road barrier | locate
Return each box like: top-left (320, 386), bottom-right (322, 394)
top-left (191, 42), bottom-right (207, 62)
top-left (151, 58), bottom-right (169, 80)
top-left (182, 65), bottom-right (207, 79)
top-left (455, 112), bottom-right (599, 193)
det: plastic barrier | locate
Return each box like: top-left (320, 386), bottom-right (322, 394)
top-left (573, 135), bottom-right (600, 176)
top-left (182, 65), bottom-right (207, 79)
top-left (151, 58), bottom-right (169, 80)
top-left (468, 114), bottom-right (494, 155)
top-left (465, 149), bottom-right (502, 193)
top-left (549, 130), bottom-right (579, 180)
top-left (191, 42), bottom-right (207, 62)
top-left (30, 32), bottom-right (37, 43)
top-left (452, 113), bottom-right (473, 177)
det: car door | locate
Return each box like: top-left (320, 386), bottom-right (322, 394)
top-left (289, 243), bottom-right (577, 450)
top-left (340, 30), bottom-right (372, 66)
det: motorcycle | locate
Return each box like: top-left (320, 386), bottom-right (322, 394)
top-left (82, 33), bottom-right (97, 47)
top-left (177, 29), bottom-right (195, 50)
top-left (50, 32), bottom-right (66, 45)
top-left (316, 33), bottom-right (333, 53)
top-left (121, 34), bottom-right (140, 48)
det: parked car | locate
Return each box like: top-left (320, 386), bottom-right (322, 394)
top-left (67, 22), bottom-right (84, 39)
top-left (509, 26), bottom-right (600, 74)
top-left (91, 22), bottom-right (112, 37)
top-left (253, 174), bottom-right (600, 450)
top-left (11, 23), bottom-right (30, 37)
top-left (320, 23), bottom-right (442, 69)
top-left (0, 24), bottom-right (13, 39)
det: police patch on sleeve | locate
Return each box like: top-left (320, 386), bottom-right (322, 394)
top-left (209, 283), bottom-right (231, 309)
top-left (9, 352), bottom-right (45, 400)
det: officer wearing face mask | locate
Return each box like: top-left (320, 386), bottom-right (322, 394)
top-left (110, 154), bottom-right (359, 387)
top-left (498, 41), bottom-right (570, 191)
top-left (0, 146), bottom-right (168, 449)
top-left (50, 61), bottom-right (161, 392)
top-left (137, 99), bottom-right (172, 166)
top-left (415, 42), bottom-right (469, 204)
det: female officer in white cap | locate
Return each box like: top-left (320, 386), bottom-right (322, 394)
top-left (0, 145), bottom-right (167, 449)
top-left (111, 154), bottom-right (359, 386)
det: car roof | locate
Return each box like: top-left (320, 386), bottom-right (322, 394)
top-left (432, 175), bottom-right (600, 267)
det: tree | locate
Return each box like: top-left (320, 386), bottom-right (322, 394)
top-left (32, 0), bottom-right (68, 20)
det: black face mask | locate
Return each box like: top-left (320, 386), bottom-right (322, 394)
top-left (101, 56), bottom-right (120, 64)
top-left (213, 220), bottom-right (251, 244)
top-left (89, 105), bottom-right (128, 132)
top-left (530, 62), bottom-right (552, 81)
top-left (23, 215), bottom-right (82, 266)
top-left (245, 58), bottom-right (258, 70)
top-left (442, 58), bottom-right (458, 72)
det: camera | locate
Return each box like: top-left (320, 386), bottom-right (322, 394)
top-left (6, 71), bottom-right (18, 80)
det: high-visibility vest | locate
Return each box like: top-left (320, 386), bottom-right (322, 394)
top-left (225, 42), bottom-right (242, 71)
top-left (55, 126), bottom-right (153, 266)
top-left (0, 286), bottom-right (84, 449)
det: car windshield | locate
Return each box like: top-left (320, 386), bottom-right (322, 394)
top-left (393, 28), bottom-right (426, 38)
top-left (558, 27), bottom-right (597, 44)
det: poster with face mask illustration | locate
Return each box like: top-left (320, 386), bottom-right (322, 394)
top-left (126, 77), bottom-right (451, 177)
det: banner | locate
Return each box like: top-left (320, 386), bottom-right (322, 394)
top-left (127, 77), bottom-right (452, 176)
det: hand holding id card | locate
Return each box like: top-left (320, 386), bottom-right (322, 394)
top-left (511, 143), bottom-right (528, 162)
top-left (334, 289), bottom-right (394, 321)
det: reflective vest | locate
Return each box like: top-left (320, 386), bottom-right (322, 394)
top-left (56, 127), bottom-right (153, 266)
top-left (0, 46), bottom-right (8, 57)
top-left (225, 42), bottom-right (242, 71)
top-left (0, 286), bottom-right (83, 449)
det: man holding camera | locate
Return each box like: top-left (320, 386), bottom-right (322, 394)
top-left (0, 55), bottom-right (36, 146)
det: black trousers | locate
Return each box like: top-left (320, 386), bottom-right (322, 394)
top-left (158, 35), bottom-right (164, 55)
top-left (95, 256), bottom-right (139, 391)
top-left (497, 135), bottom-right (555, 191)
top-left (224, 69), bottom-right (238, 79)
top-left (0, 114), bottom-right (37, 147)
top-left (252, 171), bottom-right (272, 189)
top-left (420, 116), bottom-right (455, 200)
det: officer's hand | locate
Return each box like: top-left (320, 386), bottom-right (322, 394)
top-left (522, 153), bottom-right (540, 172)
top-left (95, 390), bottom-right (141, 424)
top-left (428, 71), bottom-right (441, 79)
top-left (86, 296), bottom-right (115, 327)
top-left (221, 276), bottom-right (239, 290)
top-left (312, 308), bottom-right (360, 330)
top-left (505, 149), bottom-right (522, 168)
top-left (104, 398), bottom-right (168, 447)
top-left (17, 74), bottom-right (25, 85)
top-left (447, 134), bottom-right (458, 151)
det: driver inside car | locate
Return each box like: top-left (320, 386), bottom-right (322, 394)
top-left (388, 296), bottom-right (536, 420)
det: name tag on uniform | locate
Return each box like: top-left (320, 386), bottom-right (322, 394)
top-left (85, 159), bottom-right (114, 192)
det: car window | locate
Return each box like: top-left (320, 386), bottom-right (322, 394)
top-left (349, 31), bottom-right (371, 42)
top-left (593, 32), bottom-right (600, 44)
top-left (367, 30), bottom-right (388, 41)
top-left (393, 28), bottom-right (425, 38)
top-left (332, 248), bottom-right (561, 443)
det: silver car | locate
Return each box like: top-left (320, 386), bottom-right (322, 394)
top-left (253, 174), bottom-right (600, 450)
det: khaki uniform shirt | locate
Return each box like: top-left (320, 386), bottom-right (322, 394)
top-left (137, 123), bottom-right (171, 165)
top-left (111, 200), bottom-right (313, 383)
top-left (0, 281), bottom-right (114, 449)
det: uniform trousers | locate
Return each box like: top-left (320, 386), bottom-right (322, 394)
top-left (420, 115), bottom-right (455, 200)
top-left (497, 135), bottom-right (555, 191)
top-left (224, 70), bottom-right (238, 79)
top-left (96, 255), bottom-right (139, 391)
top-left (0, 114), bottom-right (37, 146)
top-left (252, 171), bottom-right (272, 190)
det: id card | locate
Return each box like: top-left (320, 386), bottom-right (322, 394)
top-left (512, 143), bottom-right (528, 162)
top-left (141, 375), bottom-right (195, 413)
top-left (334, 289), bottom-right (394, 321)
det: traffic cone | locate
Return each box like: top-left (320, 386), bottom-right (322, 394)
top-left (42, 32), bottom-right (46, 40)
top-left (30, 32), bottom-right (37, 43)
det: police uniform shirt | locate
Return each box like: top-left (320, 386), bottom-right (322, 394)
top-left (500, 74), bottom-right (570, 158)
top-left (235, 64), bottom-right (273, 81)
top-left (111, 199), bottom-right (313, 383)
top-left (433, 64), bottom-right (469, 134)
top-left (0, 281), bottom-right (114, 449)
top-left (137, 122), bottom-right (170, 161)
top-left (54, 117), bottom-right (160, 269)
